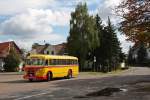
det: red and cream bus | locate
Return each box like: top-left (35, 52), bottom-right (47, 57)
top-left (23, 54), bottom-right (79, 81)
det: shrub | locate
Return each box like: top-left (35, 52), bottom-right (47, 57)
top-left (4, 49), bottom-right (21, 72)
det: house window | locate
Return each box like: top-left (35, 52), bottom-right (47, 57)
top-left (51, 51), bottom-right (54, 55)
top-left (47, 51), bottom-right (49, 54)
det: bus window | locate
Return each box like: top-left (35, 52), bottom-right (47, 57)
top-left (59, 59), bottom-right (63, 65)
top-left (62, 60), bottom-right (64, 65)
top-left (51, 59), bottom-right (58, 65)
top-left (71, 60), bottom-right (74, 65)
top-left (58, 59), bottom-right (61, 65)
top-left (26, 58), bottom-right (45, 65)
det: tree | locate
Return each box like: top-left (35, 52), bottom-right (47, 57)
top-left (116, 0), bottom-right (150, 44)
top-left (127, 46), bottom-right (134, 65)
top-left (4, 49), bottom-right (21, 72)
top-left (94, 16), bottom-right (123, 72)
top-left (67, 3), bottom-right (99, 71)
top-left (94, 14), bottom-right (104, 71)
top-left (105, 17), bottom-right (122, 71)
top-left (137, 42), bottom-right (147, 66)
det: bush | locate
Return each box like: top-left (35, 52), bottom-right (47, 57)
top-left (4, 49), bottom-right (21, 72)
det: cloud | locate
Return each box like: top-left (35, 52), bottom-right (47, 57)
top-left (93, 0), bottom-right (123, 25)
top-left (0, 0), bottom-right (100, 16)
top-left (0, 0), bottom-right (54, 15)
top-left (0, 8), bottom-right (69, 49)
top-left (0, 4), bottom-right (71, 40)
top-left (0, 8), bottom-right (70, 34)
top-left (118, 34), bottom-right (134, 54)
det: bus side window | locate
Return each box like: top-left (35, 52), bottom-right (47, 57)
top-left (70, 60), bottom-right (72, 65)
top-left (59, 59), bottom-right (63, 65)
top-left (53, 59), bottom-right (56, 65)
top-left (58, 59), bottom-right (61, 65)
top-left (50, 59), bottom-right (56, 65)
top-left (67, 59), bottom-right (69, 65)
top-left (68, 59), bottom-right (71, 65)
top-left (49, 60), bottom-right (51, 65)
top-left (62, 59), bottom-right (65, 65)
top-left (76, 60), bottom-right (78, 65)
top-left (56, 59), bottom-right (59, 65)
top-left (54, 59), bottom-right (59, 65)
top-left (72, 60), bottom-right (74, 65)
top-left (74, 60), bottom-right (77, 65)
top-left (57, 59), bottom-right (59, 65)
top-left (65, 59), bottom-right (67, 65)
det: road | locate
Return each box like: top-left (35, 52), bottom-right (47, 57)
top-left (0, 67), bottom-right (150, 100)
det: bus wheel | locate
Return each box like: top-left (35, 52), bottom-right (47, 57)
top-left (67, 70), bottom-right (72, 79)
top-left (47, 72), bottom-right (52, 81)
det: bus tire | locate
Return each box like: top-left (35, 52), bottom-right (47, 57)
top-left (67, 70), bottom-right (72, 79)
top-left (47, 72), bottom-right (52, 81)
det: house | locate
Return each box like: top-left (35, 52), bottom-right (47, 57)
top-left (0, 41), bottom-right (22, 71)
top-left (30, 43), bottom-right (67, 55)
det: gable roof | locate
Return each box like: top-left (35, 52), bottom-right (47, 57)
top-left (54, 43), bottom-right (66, 54)
top-left (0, 42), bottom-right (10, 57)
top-left (32, 44), bottom-right (50, 54)
top-left (0, 41), bottom-right (22, 58)
top-left (31, 43), bottom-right (66, 55)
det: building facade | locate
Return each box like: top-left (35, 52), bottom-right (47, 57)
top-left (0, 41), bottom-right (22, 71)
top-left (30, 43), bottom-right (67, 55)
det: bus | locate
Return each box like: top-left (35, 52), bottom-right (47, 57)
top-left (23, 54), bottom-right (79, 81)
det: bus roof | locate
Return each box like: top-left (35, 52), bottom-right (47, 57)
top-left (28, 54), bottom-right (78, 60)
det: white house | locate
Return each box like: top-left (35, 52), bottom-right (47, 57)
top-left (30, 43), bottom-right (67, 55)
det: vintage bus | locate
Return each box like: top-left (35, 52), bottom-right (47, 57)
top-left (23, 54), bottom-right (79, 81)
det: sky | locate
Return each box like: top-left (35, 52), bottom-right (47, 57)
top-left (0, 0), bottom-right (133, 53)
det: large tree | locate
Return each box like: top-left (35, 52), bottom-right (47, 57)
top-left (105, 17), bottom-right (122, 71)
top-left (116, 0), bottom-right (150, 44)
top-left (127, 47), bottom-right (134, 65)
top-left (67, 3), bottom-right (99, 71)
top-left (94, 16), bottom-right (123, 72)
top-left (94, 14), bottom-right (104, 67)
top-left (137, 42), bottom-right (148, 66)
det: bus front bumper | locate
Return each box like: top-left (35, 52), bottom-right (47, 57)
top-left (23, 75), bottom-right (47, 80)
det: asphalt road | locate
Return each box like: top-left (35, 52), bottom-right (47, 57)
top-left (0, 67), bottom-right (150, 100)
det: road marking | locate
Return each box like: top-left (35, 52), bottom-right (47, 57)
top-left (14, 91), bottom-right (52, 100)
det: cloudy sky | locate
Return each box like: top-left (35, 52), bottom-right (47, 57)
top-left (0, 0), bottom-right (133, 53)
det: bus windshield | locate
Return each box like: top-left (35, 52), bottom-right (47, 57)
top-left (26, 58), bottom-right (46, 66)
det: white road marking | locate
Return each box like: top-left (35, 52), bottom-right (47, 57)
top-left (14, 91), bottom-right (52, 100)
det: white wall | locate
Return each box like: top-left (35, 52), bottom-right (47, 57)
top-left (44, 45), bottom-right (55, 55)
